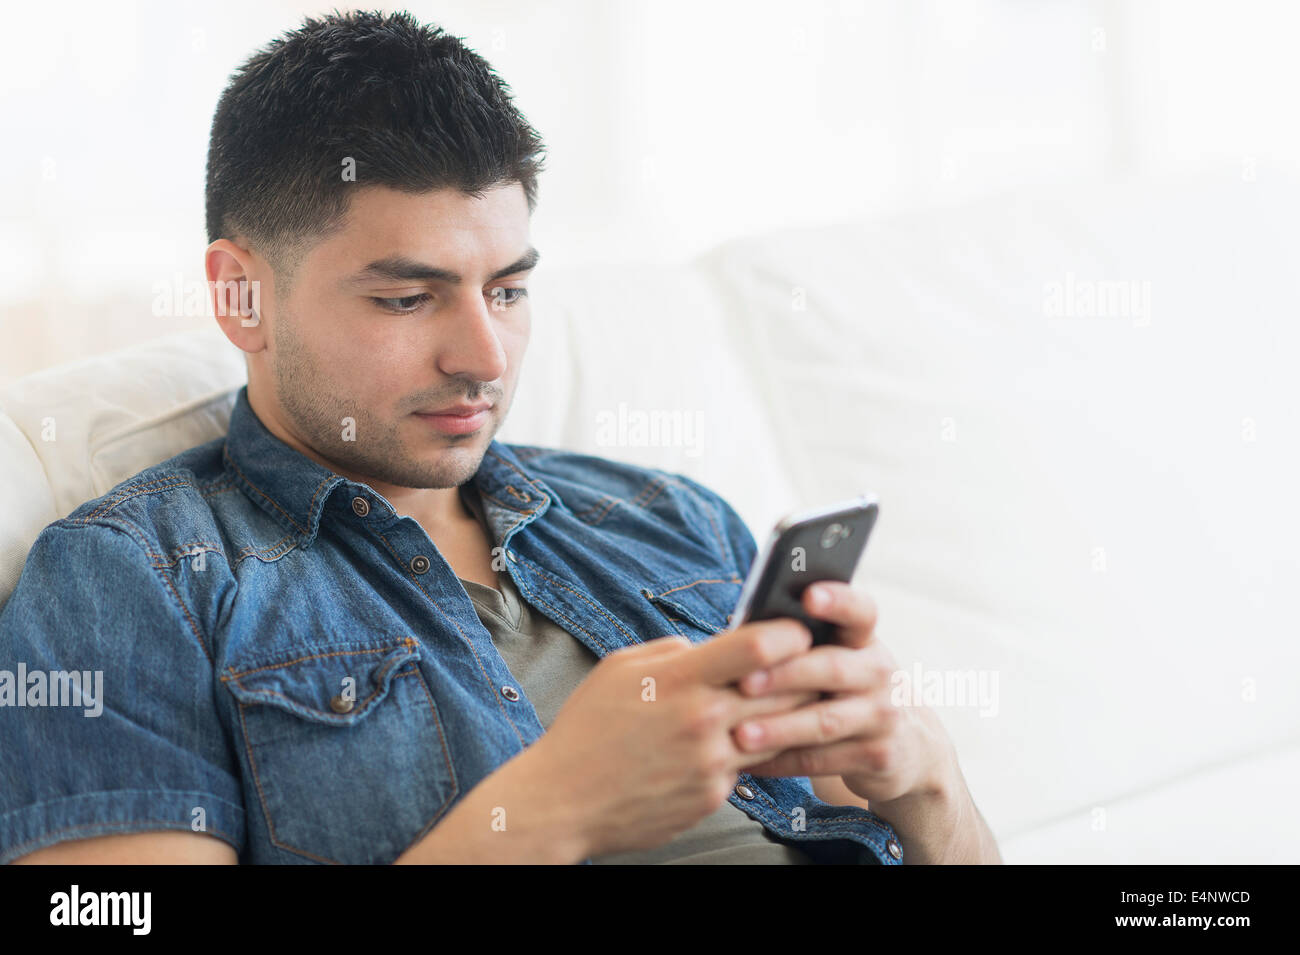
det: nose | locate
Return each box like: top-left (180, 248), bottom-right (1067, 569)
top-left (434, 290), bottom-right (510, 384)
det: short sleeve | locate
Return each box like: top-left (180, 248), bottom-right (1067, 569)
top-left (0, 520), bottom-right (245, 862)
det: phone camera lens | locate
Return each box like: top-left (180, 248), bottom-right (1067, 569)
top-left (820, 523), bottom-right (851, 548)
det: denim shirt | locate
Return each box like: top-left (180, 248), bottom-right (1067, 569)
top-left (0, 387), bottom-right (903, 865)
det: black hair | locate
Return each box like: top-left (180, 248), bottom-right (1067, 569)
top-left (204, 8), bottom-right (546, 291)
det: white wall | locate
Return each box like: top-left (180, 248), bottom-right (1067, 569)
top-left (1, 0), bottom-right (1297, 377)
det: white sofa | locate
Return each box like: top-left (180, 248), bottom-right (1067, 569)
top-left (3, 172), bottom-right (1298, 863)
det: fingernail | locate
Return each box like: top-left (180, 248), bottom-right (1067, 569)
top-left (744, 669), bottom-right (770, 692)
top-left (739, 722), bottom-right (764, 745)
top-left (808, 585), bottom-right (829, 611)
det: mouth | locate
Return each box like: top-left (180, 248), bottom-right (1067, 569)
top-left (411, 403), bottom-right (493, 436)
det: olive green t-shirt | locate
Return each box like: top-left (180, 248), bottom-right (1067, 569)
top-left (456, 484), bottom-right (812, 865)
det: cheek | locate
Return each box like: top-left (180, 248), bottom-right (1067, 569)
top-left (289, 303), bottom-right (364, 362)
top-left (318, 309), bottom-right (413, 372)
top-left (294, 327), bottom-right (413, 411)
top-left (502, 315), bottom-right (531, 370)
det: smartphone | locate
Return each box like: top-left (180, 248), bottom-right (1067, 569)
top-left (729, 493), bottom-right (879, 646)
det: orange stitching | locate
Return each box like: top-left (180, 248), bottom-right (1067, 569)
top-left (655, 576), bottom-right (742, 598)
top-left (237, 700), bottom-right (340, 864)
top-left (235, 655), bottom-right (458, 864)
top-left (301, 472), bottom-right (340, 536)
top-left (396, 669), bottom-right (459, 840)
top-left (200, 478), bottom-right (240, 499)
top-left (477, 486), bottom-right (537, 521)
top-left (631, 477), bottom-right (665, 508)
top-left (484, 447), bottom-right (549, 494)
top-left (144, 539), bottom-right (222, 557)
top-left (220, 639), bottom-right (415, 680)
top-left (52, 520), bottom-right (216, 664)
top-left (221, 446), bottom-right (309, 536)
top-left (574, 495), bottom-right (619, 525)
top-left (638, 480), bottom-right (669, 509)
top-left (744, 779), bottom-right (878, 826)
top-left (80, 514), bottom-right (155, 555)
top-left (646, 601), bottom-right (714, 638)
top-left (156, 566), bottom-right (213, 665)
top-left (228, 678), bottom-right (389, 714)
top-left (231, 534), bottom-right (297, 563)
top-left (660, 475), bottom-right (730, 563)
top-left (509, 559), bottom-right (637, 652)
top-left (729, 777), bottom-right (878, 833)
top-left (145, 542), bottom-right (225, 566)
top-left (83, 479), bottom-right (194, 520)
top-left (572, 475), bottom-right (674, 527)
top-left (649, 611), bottom-right (686, 639)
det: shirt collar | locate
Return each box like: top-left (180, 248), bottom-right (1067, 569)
top-left (221, 386), bottom-right (551, 548)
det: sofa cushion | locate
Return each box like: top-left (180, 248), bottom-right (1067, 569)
top-left (699, 175), bottom-right (1300, 843)
top-left (0, 329), bottom-right (248, 604)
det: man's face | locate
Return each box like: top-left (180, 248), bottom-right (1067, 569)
top-left (253, 182), bottom-right (535, 491)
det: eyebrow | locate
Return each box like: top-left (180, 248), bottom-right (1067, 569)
top-left (345, 246), bottom-right (540, 287)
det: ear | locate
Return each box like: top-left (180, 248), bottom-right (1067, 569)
top-left (206, 239), bottom-right (269, 354)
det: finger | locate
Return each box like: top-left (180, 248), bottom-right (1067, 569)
top-left (629, 634), bottom-right (694, 655)
top-left (742, 736), bottom-right (895, 779)
top-left (682, 618), bottom-right (813, 687)
top-left (737, 644), bottom-right (894, 697)
top-left (801, 582), bottom-right (878, 649)
top-left (727, 688), bottom-right (823, 723)
top-left (732, 693), bottom-right (898, 753)
top-left (730, 741), bottom-right (800, 773)
top-left (609, 637), bottom-right (693, 690)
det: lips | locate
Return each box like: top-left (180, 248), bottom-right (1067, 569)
top-left (412, 403), bottom-right (492, 436)
top-left (414, 402), bottom-right (493, 417)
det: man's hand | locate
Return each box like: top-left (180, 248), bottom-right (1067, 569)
top-left (729, 581), bottom-right (954, 805)
top-left (726, 581), bottom-right (1002, 863)
top-left (523, 621), bottom-right (823, 859)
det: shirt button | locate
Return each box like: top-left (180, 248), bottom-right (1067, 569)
top-left (506, 549), bottom-right (517, 563)
top-left (735, 784), bottom-right (755, 800)
top-left (329, 694), bottom-right (355, 714)
top-left (410, 555), bottom-right (430, 574)
top-left (887, 839), bottom-right (903, 860)
top-left (351, 496), bottom-right (370, 517)
top-left (502, 685), bottom-right (520, 702)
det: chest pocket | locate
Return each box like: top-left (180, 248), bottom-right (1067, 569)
top-left (642, 574), bottom-right (744, 643)
top-left (222, 636), bottom-right (458, 864)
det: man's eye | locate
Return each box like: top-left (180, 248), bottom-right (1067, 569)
top-left (371, 293), bottom-right (432, 313)
top-left (489, 287), bottom-right (529, 309)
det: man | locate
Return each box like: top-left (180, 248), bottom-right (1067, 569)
top-left (0, 10), bottom-right (999, 864)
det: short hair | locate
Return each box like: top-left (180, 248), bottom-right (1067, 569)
top-left (204, 8), bottom-right (547, 292)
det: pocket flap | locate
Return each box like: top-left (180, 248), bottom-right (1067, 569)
top-left (222, 637), bottom-right (421, 725)
top-left (643, 575), bottom-right (744, 636)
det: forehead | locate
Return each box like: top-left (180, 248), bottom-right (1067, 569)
top-left (313, 182), bottom-right (531, 267)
